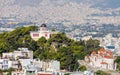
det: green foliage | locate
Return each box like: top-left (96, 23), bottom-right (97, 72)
top-left (57, 47), bottom-right (73, 70)
top-left (2, 68), bottom-right (14, 75)
top-left (0, 26), bottom-right (38, 53)
top-left (0, 69), bottom-right (2, 73)
top-left (115, 56), bottom-right (120, 64)
top-left (64, 73), bottom-right (70, 75)
top-left (78, 65), bottom-right (87, 72)
top-left (72, 46), bottom-right (86, 60)
top-left (115, 56), bottom-right (120, 71)
top-left (0, 26), bottom-right (101, 72)
top-left (96, 70), bottom-right (109, 75)
top-left (84, 38), bottom-right (100, 54)
top-left (38, 37), bottom-right (47, 45)
top-left (51, 28), bottom-right (55, 31)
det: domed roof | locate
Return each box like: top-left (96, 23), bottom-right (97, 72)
top-left (40, 24), bottom-right (47, 27)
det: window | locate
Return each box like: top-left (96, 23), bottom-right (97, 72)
top-left (33, 33), bottom-right (39, 37)
top-left (45, 34), bottom-right (47, 37)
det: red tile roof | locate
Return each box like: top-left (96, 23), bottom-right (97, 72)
top-left (101, 62), bottom-right (107, 64)
top-left (104, 55), bottom-right (113, 59)
top-left (106, 51), bottom-right (113, 55)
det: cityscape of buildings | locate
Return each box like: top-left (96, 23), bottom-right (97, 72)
top-left (0, 48), bottom-right (61, 75)
top-left (0, 0), bottom-right (120, 75)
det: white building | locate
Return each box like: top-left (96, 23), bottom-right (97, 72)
top-left (24, 64), bottom-right (38, 75)
top-left (1, 47), bottom-right (60, 75)
top-left (19, 59), bottom-right (32, 70)
top-left (2, 52), bottom-right (13, 59)
top-left (46, 60), bottom-right (60, 72)
top-left (2, 48), bottom-right (33, 59)
top-left (0, 59), bottom-right (20, 70)
top-left (30, 24), bottom-right (51, 41)
top-left (0, 59), bottom-right (11, 70)
top-left (85, 48), bottom-right (117, 70)
top-left (12, 71), bottom-right (24, 75)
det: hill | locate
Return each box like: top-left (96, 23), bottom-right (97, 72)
top-left (0, 26), bottom-right (100, 71)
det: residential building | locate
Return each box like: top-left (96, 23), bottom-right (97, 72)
top-left (24, 65), bottom-right (38, 75)
top-left (0, 59), bottom-right (11, 70)
top-left (2, 48), bottom-right (33, 59)
top-left (12, 71), bottom-right (24, 75)
top-left (0, 47), bottom-right (60, 75)
top-left (0, 59), bottom-right (21, 70)
top-left (19, 59), bottom-right (32, 70)
top-left (46, 60), bottom-right (60, 72)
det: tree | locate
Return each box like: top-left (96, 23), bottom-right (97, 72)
top-left (51, 28), bottom-right (55, 31)
top-left (96, 70), bottom-right (109, 75)
top-left (115, 56), bottom-right (120, 71)
top-left (78, 65), bottom-right (87, 72)
top-left (85, 38), bottom-right (100, 54)
top-left (29, 40), bottom-right (38, 51)
top-left (57, 47), bottom-right (73, 69)
top-left (0, 69), bottom-right (2, 74)
top-left (64, 73), bottom-right (70, 75)
top-left (72, 46), bottom-right (86, 60)
top-left (0, 26), bottom-right (103, 72)
top-left (37, 37), bottom-right (47, 49)
top-left (38, 37), bottom-right (47, 45)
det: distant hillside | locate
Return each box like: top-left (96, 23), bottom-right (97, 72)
top-left (0, 0), bottom-right (120, 25)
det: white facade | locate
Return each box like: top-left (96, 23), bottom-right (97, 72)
top-left (46, 60), bottom-right (60, 72)
top-left (2, 48), bottom-right (33, 59)
top-left (30, 24), bottom-right (51, 41)
top-left (30, 31), bottom-right (51, 41)
top-left (12, 71), bottom-right (24, 75)
top-left (0, 59), bottom-right (12, 70)
top-left (0, 59), bottom-right (21, 70)
top-left (2, 52), bottom-right (13, 58)
top-left (86, 48), bottom-right (117, 70)
top-left (19, 59), bottom-right (32, 69)
top-left (1, 47), bottom-right (60, 75)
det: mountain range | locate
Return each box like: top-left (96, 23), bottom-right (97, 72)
top-left (0, 0), bottom-right (120, 25)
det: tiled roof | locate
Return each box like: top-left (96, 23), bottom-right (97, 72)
top-left (104, 55), bottom-right (113, 59)
top-left (106, 51), bottom-right (113, 55)
top-left (101, 62), bottom-right (107, 64)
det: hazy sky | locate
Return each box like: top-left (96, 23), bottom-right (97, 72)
top-left (1, 0), bottom-right (120, 9)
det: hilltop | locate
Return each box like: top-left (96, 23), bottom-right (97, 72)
top-left (0, 26), bottom-right (100, 71)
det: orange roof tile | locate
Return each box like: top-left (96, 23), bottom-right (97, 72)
top-left (101, 62), bottom-right (107, 64)
top-left (99, 53), bottom-right (103, 56)
top-left (104, 55), bottom-right (113, 59)
top-left (106, 51), bottom-right (113, 55)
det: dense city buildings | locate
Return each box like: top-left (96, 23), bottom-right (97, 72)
top-left (0, 48), bottom-right (61, 75)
